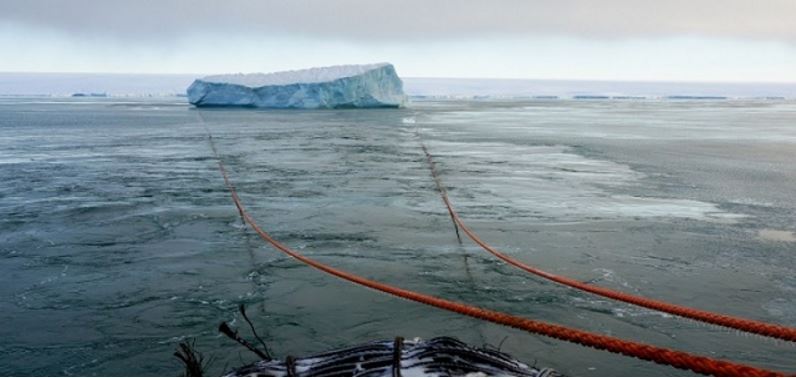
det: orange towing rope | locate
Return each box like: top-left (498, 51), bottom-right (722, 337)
top-left (419, 140), bottom-right (796, 344)
top-left (209, 135), bottom-right (785, 376)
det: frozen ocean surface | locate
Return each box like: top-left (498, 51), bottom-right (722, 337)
top-left (0, 97), bottom-right (794, 375)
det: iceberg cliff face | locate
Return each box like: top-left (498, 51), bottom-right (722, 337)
top-left (187, 63), bottom-right (406, 108)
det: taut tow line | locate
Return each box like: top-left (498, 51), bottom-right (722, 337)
top-left (419, 137), bottom-right (796, 344)
top-left (207, 132), bottom-right (784, 377)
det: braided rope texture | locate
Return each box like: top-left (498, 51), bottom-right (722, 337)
top-left (212, 150), bottom-right (785, 376)
top-left (421, 142), bottom-right (796, 344)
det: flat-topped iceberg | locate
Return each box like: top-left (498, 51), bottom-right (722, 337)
top-left (187, 63), bottom-right (406, 108)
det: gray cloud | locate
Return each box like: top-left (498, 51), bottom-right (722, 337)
top-left (2, 0), bottom-right (795, 43)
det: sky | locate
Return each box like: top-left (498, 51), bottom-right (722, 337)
top-left (1, 0), bottom-right (795, 82)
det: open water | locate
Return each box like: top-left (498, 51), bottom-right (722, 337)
top-left (0, 97), bottom-right (794, 375)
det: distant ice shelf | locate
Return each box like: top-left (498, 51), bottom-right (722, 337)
top-left (187, 63), bottom-right (406, 109)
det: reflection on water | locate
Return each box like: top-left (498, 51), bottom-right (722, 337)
top-left (0, 98), bottom-right (794, 375)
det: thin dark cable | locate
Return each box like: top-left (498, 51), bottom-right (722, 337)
top-left (239, 304), bottom-right (272, 360)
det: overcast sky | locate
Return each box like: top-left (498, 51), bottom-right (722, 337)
top-left (1, 0), bottom-right (795, 81)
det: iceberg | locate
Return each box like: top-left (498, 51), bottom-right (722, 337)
top-left (187, 63), bottom-right (406, 108)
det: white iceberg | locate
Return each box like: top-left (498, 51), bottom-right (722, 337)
top-left (187, 63), bottom-right (406, 108)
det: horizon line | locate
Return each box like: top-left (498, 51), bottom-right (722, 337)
top-left (2, 71), bottom-right (796, 86)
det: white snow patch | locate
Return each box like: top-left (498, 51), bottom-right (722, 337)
top-left (202, 63), bottom-right (390, 87)
top-left (758, 229), bottom-right (796, 242)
